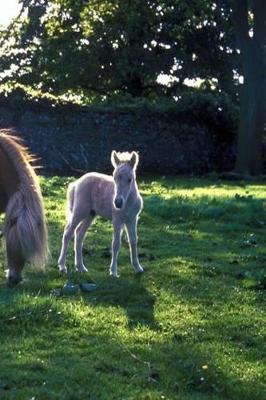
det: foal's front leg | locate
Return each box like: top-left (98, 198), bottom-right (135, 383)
top-left (109, 220), bottom-right (123, 277)
top-left (126, 217), bottom-right (144, 274)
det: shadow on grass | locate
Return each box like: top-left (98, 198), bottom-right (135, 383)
top-left (0, 306), bottom-right (264, 400)
top-left (1, 179), bottom-right (265, 327)
top-left (0, 177), bottom-right (265, 399)
top-left (86, 273), bottom-right (158, 330)
top-left (0, 265), bottom-right (158, 332)
top-left (141, 189), bottom-right (265, 272)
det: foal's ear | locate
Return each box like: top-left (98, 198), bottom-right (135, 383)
top-left (129, 151), bottom-right (139, 169)
top-left (111, 150), bottom-right (120, 167)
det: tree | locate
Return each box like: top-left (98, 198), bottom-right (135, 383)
top-left (0, 0), bottom-right (239, 100)
top-left (233, 0), bottom-right (266, 175)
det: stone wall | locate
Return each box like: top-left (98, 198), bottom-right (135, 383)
top-left (0, 97), bottom-right (235, 176)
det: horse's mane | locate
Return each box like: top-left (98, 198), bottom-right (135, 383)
top-left (0, 129), bottom-right (48, 268)
top-left (0, 129), bottom-right (39, 191)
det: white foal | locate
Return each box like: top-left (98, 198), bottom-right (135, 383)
top-left (58, 151), bottom-right (144, 277)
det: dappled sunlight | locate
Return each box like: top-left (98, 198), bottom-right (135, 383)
top-left (143, 193), bottom-right (265, 224)
top-left (0, 176), bottom-right (265, 399)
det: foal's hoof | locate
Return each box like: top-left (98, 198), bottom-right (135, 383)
top-left (75, 265), bottom-right (88, 273)
top-left (58, 265), bottom-right (67, 274)
top-left (135, 266), bottom-right (144, 274)
top-left (109, 272), bottom-right (119, 278)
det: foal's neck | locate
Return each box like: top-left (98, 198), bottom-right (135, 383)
top-left (128, 178), bottom-right (139, 200)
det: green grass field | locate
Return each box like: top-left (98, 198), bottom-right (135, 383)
top-left (0, 176), bottom-right (265, 400)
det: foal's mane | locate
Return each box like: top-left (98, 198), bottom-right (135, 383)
top-left (0, 129), bottom-right (39, 190)
top-left (115, 152), bottom-right (134, 164)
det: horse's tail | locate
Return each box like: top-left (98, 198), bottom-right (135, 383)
top-left (0, 131), bottom-right (48, 267)
top-left (66, 182), bottom-right (75, 222)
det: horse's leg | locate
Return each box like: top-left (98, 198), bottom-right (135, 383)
top-left (125, 217), bottom-right (144, 274)
top-left (58, 215), bottom-right (82, 273)
top-left (109, 220), bottom-right (123, 277)
top-left (74, 216), bottom-right (94, 273)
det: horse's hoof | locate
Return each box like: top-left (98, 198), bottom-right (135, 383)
top-left (135, 266), bottom-right (144, 274)
top-left (58, 265), bottom-right (67, 274)
top-left (7, 276), bottom-right (22, 288)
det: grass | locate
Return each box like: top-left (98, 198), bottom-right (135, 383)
top-left (0, 176), bottom-right (265, 400)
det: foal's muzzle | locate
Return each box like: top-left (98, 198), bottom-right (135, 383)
top-left (114, 197), bottom-right (123, 209)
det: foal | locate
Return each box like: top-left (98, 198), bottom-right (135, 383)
top-left (58, 151), bottom-right (144, 277)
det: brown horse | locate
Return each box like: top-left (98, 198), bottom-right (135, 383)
top-left (0, 130), bottom-right (48, 287)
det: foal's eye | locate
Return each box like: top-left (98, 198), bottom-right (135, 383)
top-left (128, 178), bottom-right (132, 183)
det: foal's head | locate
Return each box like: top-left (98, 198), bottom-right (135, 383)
top-left (111, 151), bottom-right (139, 210)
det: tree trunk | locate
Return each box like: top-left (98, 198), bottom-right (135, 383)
top-left (233, 0), bottom-right (266, 175)
top-left (235, 50), bottom-right (265, 174)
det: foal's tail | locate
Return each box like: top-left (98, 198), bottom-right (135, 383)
top-left (1, 131), bottom-right (48, 267)
top-left (66, 182), bottom-right (76, 221)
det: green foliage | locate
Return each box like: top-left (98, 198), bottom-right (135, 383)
top-left (0, 0), bottom-right (239, 100)
top-left (0, 176), bottom-right (265, 399)
top-left (162, 90), bottom-right (238, 144)
top-left (0, 82), bottom-right (238, 127)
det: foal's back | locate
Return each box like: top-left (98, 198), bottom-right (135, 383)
top-left (71, 172), bottom-right (114, 220)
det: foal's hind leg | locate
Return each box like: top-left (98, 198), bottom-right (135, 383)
top-left (58, 215), bottom-right (83, 273)
top-left (74, 216), bottom-right (94, 273)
